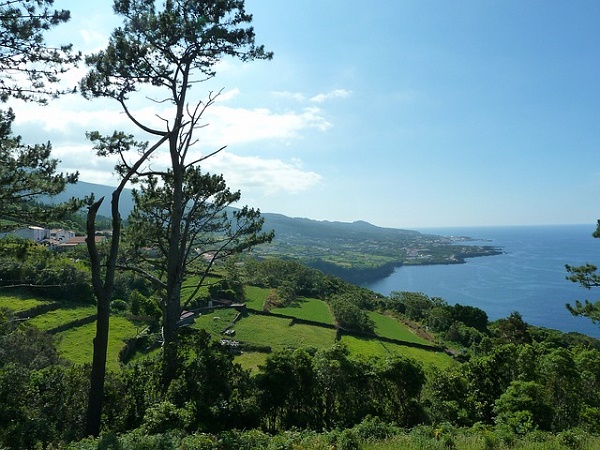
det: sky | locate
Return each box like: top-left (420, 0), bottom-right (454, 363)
top-left (8, 1), bottom-right (600, 229)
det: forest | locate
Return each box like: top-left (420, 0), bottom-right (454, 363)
top-left (3, 1), bottom-right (600, 449)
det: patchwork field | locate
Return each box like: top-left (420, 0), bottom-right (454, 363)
top-left (1, 292), bottom-right (141, 371)
top-left (2, 288), bottom-right (454, 373)
top-left (244, 285), bottom-right (268, 310)
top-left (56, 317), bottom-right (140, 370)
top-left (339, 335), bottom-right (455, 370)
top-left (233, 313), bottom-right (337, 352)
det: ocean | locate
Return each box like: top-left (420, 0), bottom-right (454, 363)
top-left (363, 224), bottom-right (600, 339)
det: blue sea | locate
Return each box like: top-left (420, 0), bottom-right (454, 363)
top-left (364, 224), bottom-right (600, 339)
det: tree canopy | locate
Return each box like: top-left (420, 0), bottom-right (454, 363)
top-left (0, 0), bottom-right (79, 103)
top-left (0, 1), bottom-right (81, 226)
top-left (78, 1), bottom-right (274, 433)
top-left (0, 108), bottom-right (80, 227)
top-left (566, 220), bottom-right (600, 324)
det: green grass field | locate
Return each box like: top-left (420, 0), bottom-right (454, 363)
top-left (192, 308), bottom-right (240, 336)
top-left (361, 429), bottom-right (600, 450)
top-left (181, 274), bottom-right (221, 303)
top-left (369, 311), bottom-right (433, 346)
top-left (275, 297), bottom-right (334, 324)
top-left (234, 351), bottom-right (268, 372)
top-left (339, 335), bottom-right (455, 370)
top-left (56, 316), bottom-right (140, 370)
top-left (0, 292), bottom-right (53, 312)
top-left (3, 284), bottom-right (455, 373)
top-left (28, 305), bottom-right (97, 331)
top-left (243, 287), bottom-right (335, 326)
top-left (244, 285), bottom-right (268, 309)
top-left (191, 297), bottom-right (450, 372)
top-left (233, 313), bottom-right (337, 352)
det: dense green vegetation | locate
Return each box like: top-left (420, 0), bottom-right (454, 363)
top-left (3, 247), bottom-right (600, 448)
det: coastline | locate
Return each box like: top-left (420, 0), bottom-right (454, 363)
top-left (307, 244), bottom-right (503, 285)
top-left (362, 224), bottom-right (600, 339)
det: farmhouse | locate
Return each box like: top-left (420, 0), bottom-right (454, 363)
top-left (177, 310), bottom-right (196, 327)
top-left (0, 226), bottom-right (105, 250)
top-left (0, 225), bottom-right (49, 242)
top-left (50, 228), bottom-right (76, 242)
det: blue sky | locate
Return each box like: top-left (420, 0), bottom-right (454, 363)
top-left (10, 1), bottom-right (600, 228)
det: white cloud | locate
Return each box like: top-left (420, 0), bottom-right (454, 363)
top-left (12, 89), bottom-right (333, 150)
top-left (67, 150), bottom-right (322, 197)
top-left (203, 152), bottom-right (322, 195)
top-left (310, 89), bottom-right (352, 103)
top-left (200, 104), bottom-right (332, 146)
top-left (219, 88), bottom-right (241, 102)
top-left (9, 88), bottom-right (331, 194)
top-left (272, 91), bottom-right (307, 102)
top-left (273, 89), bottom-right (352, 104)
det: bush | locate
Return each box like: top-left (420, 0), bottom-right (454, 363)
top-left (179, 433), bottom-right (216, 450)
top-left (110, 299), bottom-right (128, 313)
top-left (352, 416), bottom-right (401, 441)
top-left (141, 401), bottom-right (192, 435)
top-left (557, 429), bottom-right (588, 450)
top-left (333, 429), bottom-right (360, 450)
top-left (219, 429), bottom-right (271, 450)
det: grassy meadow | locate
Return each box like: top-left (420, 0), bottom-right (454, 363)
top-left (0, 292), bottom-right (53, 312)
top-left (275, 297), bottom-right (335, 324)
top-left (369, 311), bottom-right (434, 345)
top-left (2, 285), bottom-right (454, 373)
top-left (56, 316), bottom-right (141, 370)
top-left (1, 292), bottom-right (142, 371)
top-left (28, 305), bottom-right (97, 330)
top-left (233, 313), bottom-right (337, 352)
top-left (338, 334), bottom-right (455, 370)
top-left (244, 285), bottom-right (268, 309)
top-left (187, 290), bottom-right (454, 372)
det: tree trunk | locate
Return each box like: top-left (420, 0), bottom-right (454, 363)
top-left (161, 132), bottom-right (186, 389)
top-left (85, 190), bottom-right (122, 436)
top-left (161, 287), bottom-right (181, 387)
top-left (85, 199), bottom-right (109, 437)
top-left (85, 290), bottom-right (110, 437)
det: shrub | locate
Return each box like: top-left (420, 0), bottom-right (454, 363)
top-left (327, 429), bottom-right (360, 450)
top-left (352, 416), bottom-right (401, 441)
top-left (141, 401), bottom-right (192, 435)
top-left (557, 429), bottom-right (588, 450)
top-left (110, 299), bottom-right (128, 313)
top-left (179, 433), bottom-right (216, 450)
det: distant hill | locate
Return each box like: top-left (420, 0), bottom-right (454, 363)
top-left (51, 181), bottom-right (420, 239)
top-left (45, 181), bottom-right (135, 219)
top-left (47, 181), bottom-right (500, 284)
top-left (260, 213), bottom-right (421, 242)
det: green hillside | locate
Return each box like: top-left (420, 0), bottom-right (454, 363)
top-left (3, 248), bottom-right (600, 449)
top-left (0, 286), bottom-right (454, 372)
top-left (0, 293), bottom-right (143, 371)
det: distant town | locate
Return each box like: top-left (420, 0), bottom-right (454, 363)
top-left (0, 225), bottom-right (104, 250)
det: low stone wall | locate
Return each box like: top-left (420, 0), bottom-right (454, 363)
top-left (47, 314), bottom-right (97, 334)
top-left (16, 302), bottom-right (62, 319)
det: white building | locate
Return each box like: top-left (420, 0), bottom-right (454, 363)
top-left (13, 226), bottom-right (49, 242)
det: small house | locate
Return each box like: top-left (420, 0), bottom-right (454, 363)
top-left (177, 310), bottom-right (195, 327)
